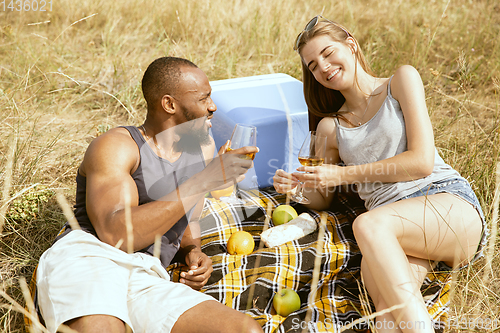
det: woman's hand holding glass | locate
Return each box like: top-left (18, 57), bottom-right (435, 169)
top-left (273, 131), bottom-right (328, 203)
top-left (272, 169), bottom-right (299, 194)
top-left (293, 163), bottom-right (345, 189)
top-left (290, 131), bottom-right (327, 204)
top-left (273, 160), bottom-right (346, 197)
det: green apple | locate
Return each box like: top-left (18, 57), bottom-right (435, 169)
top-left (273, 288), bottom-right (301, 316)
top-left (272, 205), bottom-right (298, 226)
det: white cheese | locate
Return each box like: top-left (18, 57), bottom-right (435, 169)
top-left (261, 212), bottom-right (317, 248)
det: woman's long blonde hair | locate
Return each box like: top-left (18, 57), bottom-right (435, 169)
top-left (295, 21), bottom-right (374, 130)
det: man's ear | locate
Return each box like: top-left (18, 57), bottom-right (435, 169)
top-left (161, 95), bottom-right (176, 114)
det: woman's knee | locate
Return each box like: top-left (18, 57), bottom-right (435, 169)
top-left (352, 211), bottom-right (389, 243)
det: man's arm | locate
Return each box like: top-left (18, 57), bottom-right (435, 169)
top-left (176, 140), bottom-right (216, 289)
top-left (82, 128), bottom-right (256, 252)
top-left (177, 135), bottom-right (215, 259)
top-left (178, 201), bottom-right (213, 290)
top-left (83, 127), bottom-right (196, 252)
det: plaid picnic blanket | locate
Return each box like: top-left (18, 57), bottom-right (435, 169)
top-left (168, 187), bottom-right (453, 333)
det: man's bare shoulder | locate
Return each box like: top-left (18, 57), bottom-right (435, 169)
top-left (80, 127), bottom-right (139, 176)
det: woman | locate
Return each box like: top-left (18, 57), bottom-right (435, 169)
top-left (273, 16), bottom-right (488, 333)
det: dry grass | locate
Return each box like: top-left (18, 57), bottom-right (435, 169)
top-left (0, 0), bottom-right (499, 331)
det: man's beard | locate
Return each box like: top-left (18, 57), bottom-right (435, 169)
top-left (173, 108), bottom-right (212, 154)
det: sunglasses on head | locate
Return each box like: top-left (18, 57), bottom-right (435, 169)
top-left (293, 15), bottom-right (351, 51)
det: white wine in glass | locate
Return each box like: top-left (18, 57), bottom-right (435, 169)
top-left (220, 124), bottom-right (257, 204)
top-left (226, 147), bottom-right (256, 160)
top-left (290, 131), bottom-right (327, 204)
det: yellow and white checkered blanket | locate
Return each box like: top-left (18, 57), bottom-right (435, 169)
top-left (168, 188), bottom-right (452, 332)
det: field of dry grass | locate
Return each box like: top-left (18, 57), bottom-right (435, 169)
top-left (1, 0), bottom-right (499, 332)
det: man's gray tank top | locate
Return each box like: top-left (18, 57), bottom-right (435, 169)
top-left (56, 126), bottom-right (206, 268)
top-left (334, 76), bottom-right (460, 210)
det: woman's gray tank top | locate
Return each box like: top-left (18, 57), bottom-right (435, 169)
top-left (334, 76), bottom-right (460, 210)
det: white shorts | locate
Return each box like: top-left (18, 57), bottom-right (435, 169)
top-left (36, 230), bottom-right (214, 333)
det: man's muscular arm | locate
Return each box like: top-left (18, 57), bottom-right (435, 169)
top-left (178, 207), bottom-right (213, 290)
top-left (177, 143), bottom-right (214, 289)
top-left (82, 128), bottom-right (256, 252)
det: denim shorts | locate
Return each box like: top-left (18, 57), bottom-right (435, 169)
top-left (399, 177), bottom-right (489, 270)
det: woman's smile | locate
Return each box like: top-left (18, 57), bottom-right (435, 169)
top-left (327, 68), bottom-right (340, 81)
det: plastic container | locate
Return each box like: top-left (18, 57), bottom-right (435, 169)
top-left (210, 73), bottom-right (309, 189)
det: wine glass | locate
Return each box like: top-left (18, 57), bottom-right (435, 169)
top-left (220, 124), bottom-right (257, 204)
top-left (290, 131), bottom-right (327, 204)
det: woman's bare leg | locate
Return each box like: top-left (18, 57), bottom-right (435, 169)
top-left (353, 193), bottom-right (482, 333)
top-left (361, 256), bottom-right (431, 333)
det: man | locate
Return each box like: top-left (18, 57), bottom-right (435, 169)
top-left (36, 57), bottom-right (262, 333)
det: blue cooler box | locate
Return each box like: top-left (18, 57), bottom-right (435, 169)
top-left (210, 73), bottom-right (309, 189)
